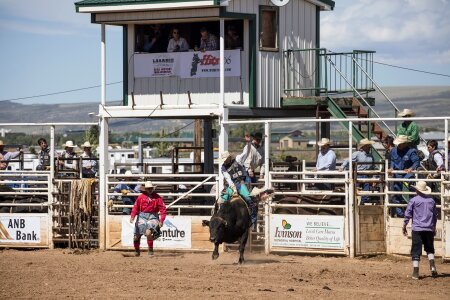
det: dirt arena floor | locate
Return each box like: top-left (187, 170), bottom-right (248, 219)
top-left (1, 249), bottom-right (449, 299)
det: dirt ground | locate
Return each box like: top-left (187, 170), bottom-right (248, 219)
top-left (0, 249), bottom-right (449, 299)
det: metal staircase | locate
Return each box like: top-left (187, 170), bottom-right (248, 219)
top-left (283, 48), bottom-right (403, 160)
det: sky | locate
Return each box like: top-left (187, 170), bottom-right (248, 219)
top-left (0, 0), bottom-right (449, 105)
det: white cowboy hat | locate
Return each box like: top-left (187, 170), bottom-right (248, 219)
top-left (398, 109), bottom-right (416, 117)
top-left (82, 141), bottom-right (92, 148)
top-left (317, 138), bottom-right (331, 146)
top-left (412, 181), bottom-right (432, 195)
top-left (359, 138), bottom-right (375, 147)
top-left (447, 136), bottom-right (450, 142)
top-left (0, 140), bottom-right (4, 146)
top-left (62, 140), bottom-right (77, 148)
top-left (393, 135), bottom-right (409, 145)
top-left (220, 151), bottom-right (232, 163)
top-left (144, 181), bottom-right (156, 189)
top-left (124, 170), bottom-right (132, 176)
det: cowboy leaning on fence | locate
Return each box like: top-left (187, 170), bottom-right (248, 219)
top-left (130, 181), bottom-right (166, 257)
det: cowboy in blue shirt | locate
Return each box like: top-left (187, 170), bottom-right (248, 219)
top-left (388, 135), bottom-right (420, 217)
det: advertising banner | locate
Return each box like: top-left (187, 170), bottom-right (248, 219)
top-left (133, 50), bottom-right (240, 78)
top-left (121, 216), bottom-right (192, 249)
top-left (0, 216), bottom-right (41, 243)
top-left (270, 214), bottom-right (344, 250)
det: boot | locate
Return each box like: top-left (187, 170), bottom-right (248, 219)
top-left (412, 267), bottom-right (419, 280)
top-left (430, 260), bottom-right (438, 277)
top-left (148, 249), bottom-right (154, 256)
top-left (134, 249), bottom-right (140, 257)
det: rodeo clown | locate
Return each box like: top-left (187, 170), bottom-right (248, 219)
top-left (130, 181), bottom-right (166, 256)
top-left (220, 151), bottom-right (257, 230)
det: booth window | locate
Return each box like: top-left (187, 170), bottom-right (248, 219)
top-left (259, 6), bottom-right (279, 52)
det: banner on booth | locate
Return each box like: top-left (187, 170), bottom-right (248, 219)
top-left (121, 216), bottom-right (192, 249)
top-left (0, 216), bottom-right (41, 243)
top-left (134, 50), bottom-right (240, 78)
top-left (270, 215), bottom-right (344, 250)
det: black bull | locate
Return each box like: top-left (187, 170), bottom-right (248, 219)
top-left (202, 195), bottom-right (251, 264)
top-left (0, 185), bottom-right (47, 213)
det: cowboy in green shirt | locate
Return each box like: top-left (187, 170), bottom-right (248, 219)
top-left (396, 109), bottom-right (420, 147)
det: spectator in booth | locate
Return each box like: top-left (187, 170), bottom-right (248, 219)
top-left (195, 27), bottom-right (218, 51)
top-left (81, 142), bottom-right (98, 178)
top-left (225, 25), bottom-right (242, 50)
top-left (130, 181), bottom-right (166, 257)
top-left (59, 141), bottom-right (78, 171)
top-left (313, 138), bottom-right (336, 190)
top-left (403, 180), bottom-right (438, 280)
top-left (167, 28), bottom-right (189, 52)
top-left (388, 135), bottom-right (420, 218)
top-left (220, 151), bottom-right (257, 230)
top-left (0, 140), bottom-right (22, 171)
top-left (397, 109), bottom-right (420, 148)
top-left (143, 24), bottom-right (165, 53)
top-left (340, 138), bottom-right (375, 204)
top-left (113, 170), bottom-right (140, 215)
top-left (236, 132), bottom-right (264, 183)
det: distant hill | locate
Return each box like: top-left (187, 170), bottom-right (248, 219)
top-left (0, 101), bottom-right (191, 134)
top-left (1, 86), bottom-right (449, 134)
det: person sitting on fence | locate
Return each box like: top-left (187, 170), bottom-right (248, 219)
top-left (402, 180), bottom-right (438, 280)
top-left (81, 142), bottom-right (98, 178)
top-left (388, 135), bottom-right (420, 218)
top-left (36, 138), bottom-right (54, 171)
top-left (220, 151), bottom-right (257, 230)
top-left (382, 135), bottom-right (395, 164)
top-left (340, 138), bottom-right (376, 204)
top-left (58, 141), bottom-right (78, 171)
top-left (313, 138), bottom-right (336, 190)
top-left (130, 181), bottom-right (166, 257)
top-left (236, 132), bottom-right (264, 183)
top-left (425, 140), bottom-right (444, 172)
top-left (397, 109), bottom-right (420, 148)
top-left (0, 140), bottom-right (22, 171)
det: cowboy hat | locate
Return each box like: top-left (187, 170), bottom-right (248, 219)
top-left (82, 141), bottom-right (92, 148)
top-left (317, 138), bottom-right (331, 146)
top-left (143, 181), bottom-right (156, 189)
top-left (412, 181), bottom-right (432, 195)
top-left (252, 132), bottom-right (263, 140)
top-left (62, 140), bottom-right (77, 148)
top-left (398, 109), bottom-right (416, 117)
top-left (219, 151), bottom-right (232, 164)
top-left (393, 135), bottom-right (409, 145)
top-left (0, 140), bottom-right (4, 146)
top-left (124, 170), bottom-right (132, 176)
top-left (359, 138), bottom-right (375, 147)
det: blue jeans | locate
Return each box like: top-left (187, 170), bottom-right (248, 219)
top-left (221, 182), bottom-right (257, 225)
top-left (122, 197), bottom-right (135, 215)
top-left (391, 174), bottom-right (414, 217)
top-left (357, 175), bottom-right (370, 204)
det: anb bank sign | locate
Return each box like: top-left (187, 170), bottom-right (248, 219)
top-left (0, 217), bottom-right (41, 243)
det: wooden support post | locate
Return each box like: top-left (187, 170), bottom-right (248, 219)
top-left (188, 91), bottom-right (192, 109)
top-left (159, 91), bottom-right (164, 109)
top-left (194, 119), bottom-right (202, 173)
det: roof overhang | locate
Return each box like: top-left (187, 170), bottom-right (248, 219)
top-left (306, 0), bottom-right (335, 11)
top-left (76, 1), bottom-right (221, 13)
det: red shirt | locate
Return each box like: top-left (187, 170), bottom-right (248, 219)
top-left (131, 192), bottom-right (167, 223)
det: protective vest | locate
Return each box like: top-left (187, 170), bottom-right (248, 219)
top-left (226, 160), bottom-right (245, 183)
top-left (426, 150), bottom-right (444, 170)
top-left (0, 153), bottom-right (6, 170)
top-left (37, 148), bottom-right (50, 170)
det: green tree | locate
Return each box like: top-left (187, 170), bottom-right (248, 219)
top-left (85, 125), bottom-right (99, 145)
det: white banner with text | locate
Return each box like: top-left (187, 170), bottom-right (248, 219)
top-left (0, 216), bottom-right (41, 243)
top-left (270, 214), bottom-right (344, 250)
top-left (134, 50), bottom-right (241, 78)
top-left (121, 216), bottom-right (192, 249)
